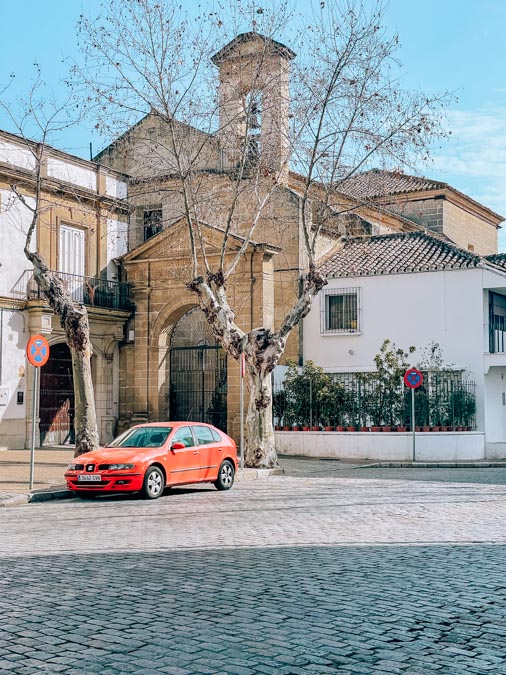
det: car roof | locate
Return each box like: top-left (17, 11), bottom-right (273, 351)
top-left (133, 421), bottom-right (215, 429)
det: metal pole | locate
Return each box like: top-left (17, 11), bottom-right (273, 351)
top-left (309, 378), bottom-right (313, 428)
top-left (29, 366), bottom-right (39, 490)
top-left (411, 387), bottom-right (416, 463)
top-left (240, 355), bottom-right (244, 470)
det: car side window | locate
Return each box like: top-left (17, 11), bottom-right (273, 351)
top-left (210, 428), bottom-right (222, 442)
top-left (172, 426), bottom-right (194, 448)
top-left (195, 425), bottom-right (215, 446)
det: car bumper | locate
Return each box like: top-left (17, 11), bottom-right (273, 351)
top-left (64, 473), bottom-right (144, 492)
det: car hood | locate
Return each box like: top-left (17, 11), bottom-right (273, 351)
top-left (74, 447), bottom-right (151, 465)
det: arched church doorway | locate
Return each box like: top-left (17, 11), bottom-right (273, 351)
top-left (39, 342), bottom-right (75, 446)
top-left (169, 307), bottom-right (227, 431)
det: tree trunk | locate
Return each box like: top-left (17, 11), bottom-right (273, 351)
top-left (245, 366), bottom-right (278, 468)
top-left (70, 332), bottom-right (99, 458)
top-left (25, 251), bottom-right (100, 457)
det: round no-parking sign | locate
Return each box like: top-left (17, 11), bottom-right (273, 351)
top-left (404, 368), bottom-right (423, 389)
top-left (27, 335), bottom-right (50, 368)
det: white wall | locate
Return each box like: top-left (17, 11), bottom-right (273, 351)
top-left (106, 217), bottom-right (129, 279)
top-left (0, 139), bottom-right (36, 171)
top-left (0, 189), bottom-right (35, 297)
top-left (275, 430), bottom-right (485, 462)
top-left (303, 268), bottom-right (486, 429)
top-left (0, 310), bottom-right (28, 430)
top-left (105, 175), bottom-right (128, 200)
top-left (47, 157), bottom-right (97, 191)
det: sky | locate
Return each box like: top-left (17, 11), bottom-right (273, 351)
top-left (1, 0), bottom-right (505, 247)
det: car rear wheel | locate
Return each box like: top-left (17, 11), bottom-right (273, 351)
top-left (142, 466), bottom-right (165, 499)
top-left (214, 460), bottom-right (235, 491)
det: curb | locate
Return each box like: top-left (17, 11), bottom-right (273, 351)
top-left (236, 467), bottom-right (284, 481)
top-left (29, 488), bottom-right (75, 503)
top-left (0, 468), bottom-right (283, 506)
top-left (357, 461), bottom-right (506, 469)
top-left (0, 494), bottom-right (30, 508)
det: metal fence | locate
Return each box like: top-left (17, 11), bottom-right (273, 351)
top-left (273, 369), bottom-right (477, 430)
top-left (19, 270), bottom-right (133, 312)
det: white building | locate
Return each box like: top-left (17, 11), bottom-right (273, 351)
top-left (0, 130), bottom-right (130, 449)
top-left (276, 230), bottom-right (506, 461)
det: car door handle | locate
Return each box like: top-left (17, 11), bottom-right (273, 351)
top-left (193, 450), bottom-right (199, 455)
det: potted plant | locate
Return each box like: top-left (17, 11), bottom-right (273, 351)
top-left (449, 388), bottom-right (476, 432)
top-left (272, 389), bottom-right (286, 431)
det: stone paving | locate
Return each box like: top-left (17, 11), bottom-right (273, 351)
top-left (1, 459), bottom-right (506, 673)
top-left (0, 448), bottom-right (73, 495)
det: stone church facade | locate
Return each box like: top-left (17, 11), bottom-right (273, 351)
top-left (94, 32), bottom-right (502, 443)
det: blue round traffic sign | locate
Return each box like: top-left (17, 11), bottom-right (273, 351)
top-left (27, 335), bottom-right (50, 368)
top-left (404, 368), bottom-right (423, 389)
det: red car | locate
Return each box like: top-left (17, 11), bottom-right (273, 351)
top-left (65, 422), bottom-right (238, 499)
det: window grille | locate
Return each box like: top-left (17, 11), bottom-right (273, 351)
top-left (321, 287), bottom-right (360, 334)
top-left (143, 208), bottom-right (163, 241)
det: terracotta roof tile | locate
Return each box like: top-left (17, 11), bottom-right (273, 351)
top-left (485, 253), bottom-right (506, 270)
top-left (338, 169), bottom-right (446, 199)
top-left (320, 231), bottom-right (482, 278)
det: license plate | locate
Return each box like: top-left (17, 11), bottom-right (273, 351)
top-left (77, 474), bottom-right (101, 482)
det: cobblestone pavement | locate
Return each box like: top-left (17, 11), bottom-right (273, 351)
top-left (1, 459), bottom-right (506, 673)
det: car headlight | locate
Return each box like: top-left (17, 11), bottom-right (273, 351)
top-left (108, 464), bottom-right (135, 470)
top-left (67, 463), bottom-right (78, 471)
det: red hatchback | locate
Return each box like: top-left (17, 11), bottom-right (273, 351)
top-left (65, 422), bottom-right (238, 499)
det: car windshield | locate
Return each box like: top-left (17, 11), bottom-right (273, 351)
top-left (108, 427), bottom-right (172, 448)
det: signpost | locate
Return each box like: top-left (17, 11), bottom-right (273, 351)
top-left (26, 335), bottom-right (50, 490)
top-left (404, 368), bottom-right (423, 462)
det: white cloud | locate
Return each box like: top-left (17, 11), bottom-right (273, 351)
top-left (428, 105), bottom-right (506, 249)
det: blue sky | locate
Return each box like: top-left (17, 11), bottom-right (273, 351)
top-left (1, 0), bottom-right (505, 247)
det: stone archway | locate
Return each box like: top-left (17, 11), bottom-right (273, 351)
top-left (169, 307), bottom-right (227, 430)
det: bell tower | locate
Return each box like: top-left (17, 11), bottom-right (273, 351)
top-left (211, 32), bottom-right (295, 184)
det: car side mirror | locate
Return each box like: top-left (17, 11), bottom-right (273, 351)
top-left (171, 442), bottom-right (185, 451)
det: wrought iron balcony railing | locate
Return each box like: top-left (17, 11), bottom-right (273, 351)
top-left (17, 270), bottom-right (133, 312)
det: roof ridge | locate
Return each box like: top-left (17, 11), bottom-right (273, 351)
top-left (321, 229), bottom-right (483, 279)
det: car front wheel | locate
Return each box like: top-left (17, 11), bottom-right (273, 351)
top-left (142, 466), bottom-right (165, 499)
top-left (214, 460), bottom-right (235, 491)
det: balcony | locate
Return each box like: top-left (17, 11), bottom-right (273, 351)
top-left (18, 270), bottom-right (133, 312)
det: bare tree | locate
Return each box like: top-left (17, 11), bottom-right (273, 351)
top-left (0, 71), bottom-right (100, 456)
top-left (77, 0), bottom-right (448, 467)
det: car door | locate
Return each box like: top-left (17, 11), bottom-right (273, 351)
top-left (193, 425), bottom-right (222, 481)
top-left (166, 426), bottom-right (200, 485)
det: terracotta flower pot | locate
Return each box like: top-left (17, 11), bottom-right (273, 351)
top-left (302, 426), bottom-right (310, 431)
top-left (439, 426), bottom-right (448, 432)
top-left (371, 426), bottom-right (381, 432)
top-left (293, 426), bottom-right (302, 431)
top-left (456, 426), bottom-right (463, 431)
top-left (359, 426), bottom-right (370, 432)
top-left (430, 426), bottom-right (440, 432)
top-left (311, 426), bottom-right (320, 431)
top-left (397, 426), bottom-right (407, 432)
top-left (336, 426), bottom-right (345, 431)
top-left (274, 425), bottom-right (281, 431)
top-left (381, 426), bottom-right (392, 432)
top-left (422, 426), bottom-right (430, 432)
top-left (283, 426), bottom-right (291, 431)
top-left (324, 426), bottom-right (335, 432)
top-left (345, 426), bottom-right (356, 432)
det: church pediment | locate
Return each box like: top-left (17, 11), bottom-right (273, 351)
top-left (121, 217), bottom-right (280, 263)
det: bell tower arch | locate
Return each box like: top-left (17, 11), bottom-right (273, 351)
top-left (212, 32), bottom-right (295, 183)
